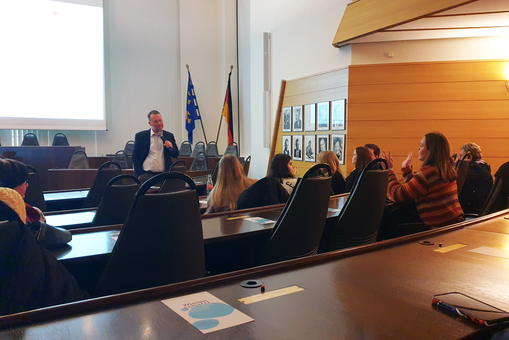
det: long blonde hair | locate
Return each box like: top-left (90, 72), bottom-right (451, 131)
top-left (317, 150), bottom-right (341, 175)
top-left (208, 155), bottom-right (256, 212)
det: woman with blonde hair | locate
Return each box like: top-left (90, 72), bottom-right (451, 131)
top-left (457, 142), bottom-right (493, 213)
top-left (206, 155), bottom-right (256, 213)
top-left (317, 150), bottom-right (346, 194)
top-left (380, 132), bottom-right (464, 238)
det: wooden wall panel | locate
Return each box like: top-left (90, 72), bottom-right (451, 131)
top-left (275, 67), bottom-right (349, 176)
top-left (348, 59), bottom-right (509, 178)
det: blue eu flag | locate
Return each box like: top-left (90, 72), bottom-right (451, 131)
top-left (185, 71), bottom-right (200, 144)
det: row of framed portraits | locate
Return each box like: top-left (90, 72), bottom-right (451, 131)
top-left (282, 134), bottom-right (345, 164)
top-left (282, 99), bottom-right (345, 133)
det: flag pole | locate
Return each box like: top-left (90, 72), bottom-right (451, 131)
top-left (186, 64), bottom-right (208, 145)
top-left (216, 65), bottom-right (233, 144)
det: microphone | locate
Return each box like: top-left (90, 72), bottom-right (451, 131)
top-left (160, 135), bottom-right (172, 150)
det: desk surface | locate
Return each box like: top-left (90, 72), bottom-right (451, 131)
top-left (44, 190), bottom-right (89, 201)
top-left (4, 212), bottom-right (509, 338)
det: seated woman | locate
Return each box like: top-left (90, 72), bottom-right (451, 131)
top-left (0, 158), bottom-right (45, 223)
top-left (457, 142), bottom-right (493, 214)
top-left (206, 155), bottom-right (256, 213)
top-left (381, 132), bottom-right (464, 237)
top-left (317, 150), bottom-right (346, 195)
top-left (267, 153), bottom-right (297, 194)
top-left (0, 188), bottom-right (89, 315)
top-left (344, 146), bottom-right (372, 192)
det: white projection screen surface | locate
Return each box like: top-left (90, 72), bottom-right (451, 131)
top-left (0, 0), bottom-right (105, 130)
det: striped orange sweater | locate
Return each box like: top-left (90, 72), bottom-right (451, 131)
top-left (388, 165), bottom-right (464, 228)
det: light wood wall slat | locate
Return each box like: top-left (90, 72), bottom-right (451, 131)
top-left (284, 68), bottom-right (349, 97)
top-left (348, 101), bottom-right (509, 121)
top-left (349, 81), bottom-right (509, 103)
top-left (349, 60), bottom-right (509, 85)
top-left (283, 87), bottom-right (348, 107)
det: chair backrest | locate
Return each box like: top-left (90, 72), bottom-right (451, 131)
top-left (91, 175), bottom-right (140, 227)
top-left (325, 159), bottom-right (389, 252)
top-left (224, 142), bottom-right (238, 157)
top-left (191, 141), bottom-right (206, 157)
top-left (242, 155), bottom-right (251, 176)
top-left (260, 164), bottom-right (332, 264)
top-left (190, 152), bottom-right (208, 171)
top-left (210, 162), bottom-right (219, 185)
top-left (52, 133), bottom-right (69, 146)
top-left (179, 141), bottom-right (193, 156)
top-left (21, 133), bottom-right (39, 146)
top-left (455, 152), bottom-right (472, 196)
top-left (94, 172), bottom-right (205, 297)
top-left (23, 165), bottom-right (48, 212)
top-left (111, 150), bottom-right (129, 169)
top-left (158, 160), bottom-right (188, 193)
top-left (82, 162), bottom-right (122, 208)
top-left (478, 162), bottom-right (509, 216)
top-left (123, 140), bottom-right (135, 156)
top-left (68, 150), bottom-right (90, 169)
top-left (205, 141), bottom-right (219, 156)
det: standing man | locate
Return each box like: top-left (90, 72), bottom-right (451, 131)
top-left (133, 110), bottom-right (179, 182)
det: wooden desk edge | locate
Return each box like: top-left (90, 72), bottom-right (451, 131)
top-left (2, 208), bottom-right (507, 330)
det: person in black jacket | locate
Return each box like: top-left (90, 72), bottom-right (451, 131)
top-left (345, 146), bottom-right (372, 192)
top-left (317, 150), bottom-right (346, 195)
top-left (457, 142), bottom-right (493, 214)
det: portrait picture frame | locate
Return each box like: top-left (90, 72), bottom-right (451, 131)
top-left (304, 103), bottom-right (316, 132)
top-left (331, 99), bottom-right (345, 131)
top-left (282, 135), bottom-right (292, 157)
top-left (292, 105), bottom-right (303, 132)
top-left (316, 134), bottom-right (329, 155)
top-left (317, 102), bottom-right (330, 131)
top-left (331, 134), bottom-right (345, 165)
top-left (282, 107), bottom-right (292, 132)
top-left (304, 135), bottom-right (315, 162)
top-left (292, 135), bottom-right (303, 161)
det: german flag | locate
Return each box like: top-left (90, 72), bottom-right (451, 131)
top-left (221, 71), bottom-right (234, 144)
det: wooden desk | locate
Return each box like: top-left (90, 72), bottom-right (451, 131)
top-left (44, 190), bottom-right (89, 211)
top-left (3, 212), bottom-right (509, 338)
top-left (466, 212), bottom-right (509, 235)
top-left (0, 146), bottom-right (84, 190)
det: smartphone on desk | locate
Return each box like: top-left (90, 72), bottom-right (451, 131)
top-left (432, 292), bottom-right (509, 326)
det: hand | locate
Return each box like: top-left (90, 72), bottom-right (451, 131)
top-left (164, 141), bottom-right (173, 149)
top-left (402, 152), bottom-right (413, 168)
top-left (381, 151), bottom-right (394, 169)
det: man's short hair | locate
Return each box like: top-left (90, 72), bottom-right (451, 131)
top-left (364, 143), bottom-right (380, 157)
top-left (147, 110), bottom-right (160, 120)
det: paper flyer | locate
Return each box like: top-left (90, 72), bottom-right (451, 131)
top-left (162, 291), bottom-right (254, 334)
top-left (245, 217), bottom-right (275, 225)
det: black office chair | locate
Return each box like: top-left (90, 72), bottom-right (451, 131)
top-left (179, 141), bottom-right (193, 156)
top-left (474, 161), bottom-right (509, 216)
top-left (242, 155), bottom-right (251, 176)
top-left (123, 140), bottom-right (135, 157)
top-left (259, 164), bottom-right (332, 264)
top-left (205, 141), bottom-right (219, 157)
top-left (110, 150), bottom-right (129, 169)
top-left (190, 152), bottom-right (208, 171)
top-left (21, 133), bottom-right (39, 146)
top-left (94, 172), bottom-right (205, 297)
top-left (91, 175), bottom-right (140, 227)
top-left (224, 142), bottom-right (238, 157)
top-left (82, 162), bottom-right (122, 208)
top-left (322, 159), bottom-right (389, 252)
top-left (455, 151), bottom-right (472, 196)
top-left (157, 160), bottom-right (188, 193)
top-left (191, 141), bottom-right (206, 157)
top-left (237, 177), bottom-right (289, 210)
top-left (24, 165), bottom-right (48, 212)
top-left (68, 150), bottom-right (90, 169)
top-left (52, 133), bottom-right (69, 146)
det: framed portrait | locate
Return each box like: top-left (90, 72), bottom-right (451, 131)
top-left (331, 134), bottom-right (345, 164)
top-left (304, 135), bottom-right (315, 162)
top-left (331, 99), bottom-right (345, 131)
top-left (304, 103), bottom-right (316, 132)
top-left (292, 105), bottom-right (303, 132)
top-left (282, 135), bottom-right (292, 157)
top-left (292, 135), bottom-right (303, 161)
top-left (282, 107), bottom-right (292, 132)
top-left (316, 134), bottom-right (329, 155)
top-left (317, 102), bottom-right (330, 131)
